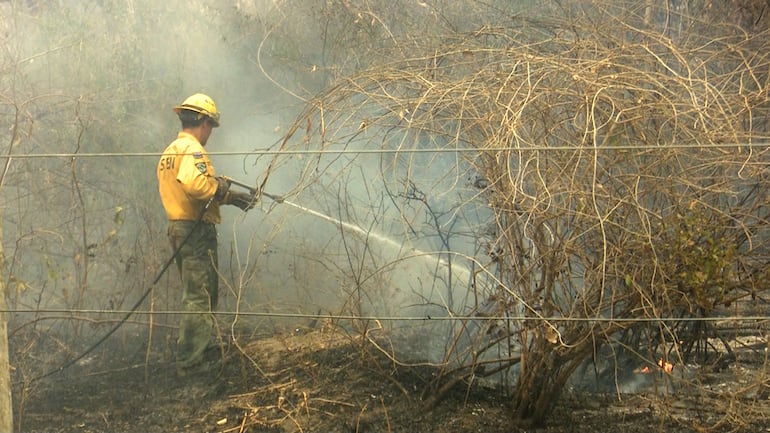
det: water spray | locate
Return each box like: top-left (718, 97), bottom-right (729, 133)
top-left (228, 177), bottom-right (409, 249)
top-left (225, 177), bottom-right (473, 284)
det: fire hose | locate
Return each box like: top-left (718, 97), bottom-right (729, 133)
top-left (27, 177), bottom-right (281, 383)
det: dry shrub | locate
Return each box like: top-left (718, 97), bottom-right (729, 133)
top-left (278, 1), bottom-right (770, 428)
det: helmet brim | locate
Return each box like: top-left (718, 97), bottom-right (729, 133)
top-left (174, 105), bottom-right (220, 127)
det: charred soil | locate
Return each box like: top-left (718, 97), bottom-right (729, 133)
top-left (14, 327), bottom-right (766, 433)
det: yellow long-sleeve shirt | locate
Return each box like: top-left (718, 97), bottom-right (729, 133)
top-left (157, 131), bottom-right (222, 224)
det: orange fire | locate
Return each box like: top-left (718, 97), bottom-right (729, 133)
top-left (633, 358), bottom-right (674, 374)
top-left (657, 358), bottom-right (674, 373)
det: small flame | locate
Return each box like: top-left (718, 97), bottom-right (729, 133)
top-left (657, 358), bottom-right (674, 373)
top-left (633, 358), bottom-right (674, 374)
top-left (633, 365), bottom-right (652, 374)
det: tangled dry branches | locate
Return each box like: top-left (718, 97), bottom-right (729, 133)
top-left (277, 3), bottom-right (770, 428)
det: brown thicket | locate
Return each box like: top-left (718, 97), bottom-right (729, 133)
top-left (279, 2), bottom-right (770, 428)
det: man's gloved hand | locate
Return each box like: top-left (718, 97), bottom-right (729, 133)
top-left (214, 176), bottom-right (231, 201)
top-left (228, 191), bottom-right (255, 211)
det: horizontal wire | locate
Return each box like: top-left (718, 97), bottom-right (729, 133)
top-left (2, 142), bottom-right (770, 159)
top-left (6, 144), bottom-right (770, 329)
top-left (7, 308), bottom-right (770, 323)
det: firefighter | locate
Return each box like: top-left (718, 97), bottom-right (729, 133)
top-left (157, 93), bottom-right (252, 375)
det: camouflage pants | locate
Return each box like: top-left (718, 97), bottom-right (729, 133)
top-left (168, 220), bottom-right (219, 368)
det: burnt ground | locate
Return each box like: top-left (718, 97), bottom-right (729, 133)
top-left (13, 326), bottom-right (770, 433)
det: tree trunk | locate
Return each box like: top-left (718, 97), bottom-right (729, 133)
top-left (511, 342), bottom-right (591, 426)
top-left (0, 217), bottom-right (13, 432)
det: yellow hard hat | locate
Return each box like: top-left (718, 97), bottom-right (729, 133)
top-left (173, 93), bottom-right (220, 127)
